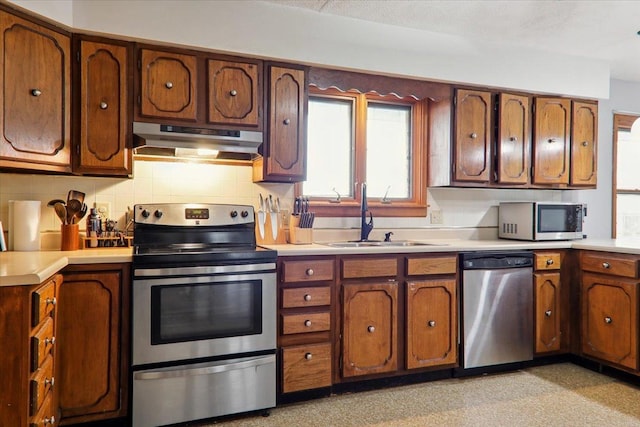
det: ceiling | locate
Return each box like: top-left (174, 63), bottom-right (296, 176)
top-left (263, 0), bottom-right (640, 83)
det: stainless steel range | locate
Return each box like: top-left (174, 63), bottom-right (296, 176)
top-left (130, 203), bottom-right (277, 427)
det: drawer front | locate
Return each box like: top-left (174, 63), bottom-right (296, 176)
top-left (534, 252), bottom-right (562, 270)
top-left (582, 252), bottom-right (639, 278)
top-left (282, 259), bottom-right (335, 283)
top-left (282, 343), bottom-right (332, 393)
top-left (32, 277), bottom-right (57, 327)
top-left (282, 312), bottom-right (330, 335)
top-left (29, 391), bottom-right (55, 427)
top-left (282, 286), bottom-right (331, 308)
top-left (31, 317), bottom-right (55, 372)
top-left (342, 258), bottom-right (397, 279)
top-left (30, 355), bottom-right (54, 416)
top-left (406, 256), bottom-right (457, 276)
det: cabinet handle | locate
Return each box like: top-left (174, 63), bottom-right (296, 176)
top-left (44, 415), bottom-right (55, 425)
top-left (602, 262), bottom-right (610, 269)
top-left (305, 268), bottom-right (314, 276)
top-left (45, 377), bottom-right (55, 388)
top-left (100, 101), bottom-right (108, 110)
top-left (230, 89), bottom-right (237, 96)
top-left (470, 132), bottom-right (477, 139)
top-left (545, 310), bottom-right (552, 317)
top-left (165, 81), bottom-right (173, 89)
top-left (31, 89), bottom-right (42, 97)
top-left (305, 352), bottom-right (313, 360)
top-left (604, 316), bottom-right (612, 324)
top-left (283, 118), bottom-right (291, 125)
top-left (46, 297), bottom-right (56, 306)
top-left (548, 138), bottom-right (557, 143)
top-left (44, 336), bottom-right (56, 346)
top-left (509, 136), bottom-right (518, 142)
top-left (304, 294), bottom-right (312, 301)
top-left (428, 320), bottom-right (436, 327)
top-left (546, 259), bottom-right (554, 266)
top-left (582, 141), bottom-right (589, 147)
top-left (304, 320), bottom-right (312, 327)
top-left (367, 325), bottom-right (375, 333)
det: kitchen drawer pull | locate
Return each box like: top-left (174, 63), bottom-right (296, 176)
top-left (604, 316), bottom-right (612, 324)
top-left (165, 81), bottom-right (173, 89)
top-left (602, 262), bottom-right (611, 269)
top-left (428, 320), bottom-right (436, 327)
top-left (582, 141), bottom-right (589, 146)
top-left (100, 101), bottom-right (108, 109)
top-left (283, 118), bottom-right (291, 125)
top-left (548, 138), bottom-right (556, 143)
top-left (45, 376), bottom-right (55, 387)
top-left (470, 132), bottom-right (477, 139)
top-left (31, 89), bottom-right (42, 97)
top-left (367, 325), bottom-right (375, 333)
top-left (545, 310), bottom-right (552, 317)
top-left (46, 297), bottom-right (56, 306)
top-left (509, 136), bottom-right (518, 142)
top-left (44, 415), bottom-right (55, 425)
top-left (304, 294), bottom-right (312, 301)
top-left (304, 320), bottom-right (312, 327)
top-left (546, 259), bottom-right (554, 266)
top-left (230, 89), bottom-right (237, 96)
top-left (305, 268), bottom-right (314, 276)
top-left (44, 337), bottom-right (56, 346)
top-left (305, 352), bottom-right (313, 360)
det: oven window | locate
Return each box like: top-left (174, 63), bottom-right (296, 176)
top-left (151, 280), bottom-right (262, 344)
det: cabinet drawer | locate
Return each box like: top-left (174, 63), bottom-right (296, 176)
top-left (282, 343), bottom-right (332, 393)
top-left (534, 252), bottom-right (562, 271)
top-left (31, 317), bottom-right (55, 372)
top-left (406, 256), bottom-right (457, 276)
top-left (32, 277), bottom-right (58, 327)
top-left (29, 391), bottom-right (55, 427)
top-left (282, 312), bottom-right (330, 335)
top-left (582, 252), bottom-right (639, 278)
top-left (30, 354), bottom-right (54, 416)
top-left (342, 258), bottom-right (397, 279)
top-left (282, 259), bottom-right (334, 283)
top-left (282, 286), bottom-right (331, 308)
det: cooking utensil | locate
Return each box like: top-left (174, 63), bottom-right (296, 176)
top-left (74, 203), bottom-right (88, 224)
top-left (53, 202), bottom-right (67, 224)
top-left (66, 199), bottom-right (82, 225)
top-left (257, 194), bottom-right (266, 239)
top-left (47, 199), bottom-right (66, 208)
top-left (70, 190), bottom-right (85, 204)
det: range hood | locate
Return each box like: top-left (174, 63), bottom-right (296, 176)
top-left (133, 122), bottom-right (262, 160)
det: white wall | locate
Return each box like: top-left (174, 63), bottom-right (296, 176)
top-left (9, 0), bottom-right (73, 26)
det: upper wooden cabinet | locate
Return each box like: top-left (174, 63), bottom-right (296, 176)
top-left (0, 9), bottom-right (71, 172)
top-left (207, 59), bottom-right (262, 129)
top-left (570, 101), bottom-right (598, 186)
top-left (453, 89), bottom-right (492, 183)
top-left (532, 97), bottom-right (571, 185)
top-left (496, 93), bottom-right (530, 185)
top-left (74, 37), bottom-right (132, 176)
top-left (254, 64), bottom-right (307, 182)
top-left (137, 48), bottom-right (198, 122)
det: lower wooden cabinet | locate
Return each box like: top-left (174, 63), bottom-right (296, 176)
top-left (282, 343), bottom-right (332, 393)
top-left (534, 272), bottom-right (562, 353)
top-left (58, 263), bottom-right (130, 424)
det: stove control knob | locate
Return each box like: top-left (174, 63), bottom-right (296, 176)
top-left (230, 210), bottom-right (238, 218)
top-left (154, 210), bottom-right (163, 219)
top-left (241, 210), bottom-right (249, 218)
top-left (141, 209), bottom-right (150, 218)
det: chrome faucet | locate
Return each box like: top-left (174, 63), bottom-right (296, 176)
top-left (360, 183), bottom-right (374, 241)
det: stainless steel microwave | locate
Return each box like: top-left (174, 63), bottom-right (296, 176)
top-left (498, 202), bottom-right (585, 241)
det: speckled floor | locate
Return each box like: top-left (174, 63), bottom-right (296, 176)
top-left (205, 363), bottom-right (640, 426)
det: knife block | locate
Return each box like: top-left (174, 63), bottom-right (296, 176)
top-left (288, 214), bottom-right (313, 245)
top-left (255, 211), bottom-right (286, 245)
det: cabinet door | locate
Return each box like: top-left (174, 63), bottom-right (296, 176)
top-left (496, 93), bottom-right (530, 185)
top-left (342, 282), bottom-right (397, 377)
top-left (58, 264), bottom-right (130, 423)
top-left (454, 89), bottom-right (491, 183)
top-left (263, 65), bottom-right (306, 182)
top-left (76, 39), bottom-right (131, 175)
top-left (0, 10), bottom-right (71, 172)
top-left (406, 279), bottom-right (457, 369)
top-left (570, 101), bottom-right (597, 186)
top-left (581, 273), bottom-right (638, 370)
top-left (208, 59), bottom-right (261, 129)
top-left (532, 97), bottom-right (571, 185)
top-left (534, 272), bottom-right (561, 354)
top-left (138, 49), bottom-right (197, 121)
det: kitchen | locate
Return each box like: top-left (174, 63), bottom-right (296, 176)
top-left (3, 0), bottom-right (640, 426)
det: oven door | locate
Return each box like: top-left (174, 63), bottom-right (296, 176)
top-left (132, 263), bottom-right (276, 366)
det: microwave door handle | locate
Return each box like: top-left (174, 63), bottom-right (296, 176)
top-left (133, 354), bottom-right (275, 381)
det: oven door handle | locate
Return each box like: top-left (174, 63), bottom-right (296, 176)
top-left (133, 354), bottom-right (275, 381)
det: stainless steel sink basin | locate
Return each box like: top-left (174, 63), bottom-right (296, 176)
top-left (323, 240), bottom-right (445, 248)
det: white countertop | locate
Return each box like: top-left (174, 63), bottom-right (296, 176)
top-left (3, 238), bottom-right (640, 287)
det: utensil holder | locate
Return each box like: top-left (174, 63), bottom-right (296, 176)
top-left (60, 223), bottom-right (80, 251)
top-left (288, 215), bottom-right (313, 244)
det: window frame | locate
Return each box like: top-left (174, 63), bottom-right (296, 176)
top-left (297, 86), bottom-right (427, 217)
top-left (612, 113), bottom-right (640, 238)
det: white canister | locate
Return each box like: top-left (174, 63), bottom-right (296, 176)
top-left (8, 200), bottom-right (41, 251)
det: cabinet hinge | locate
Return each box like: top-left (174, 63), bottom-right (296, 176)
top-left (137, 95), bottom-right (141, 106)
top-left (137, 58), bottom-right (141, 70)
top-left (76, 51), bottom-right (80, 62)
top-left (76, 144), bottom-right (80, 155)
top-left (339, 355), bottom-right (343, 370)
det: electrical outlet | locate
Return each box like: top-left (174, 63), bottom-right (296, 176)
top-left (430, 209), bottom-right (443, 224)
top-left (95, 202), bottom-right (111, 220)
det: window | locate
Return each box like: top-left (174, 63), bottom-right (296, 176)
top-left (613, 113), bottom-right (640, 238)
top-left (300, 86), bottom-right (427, 217)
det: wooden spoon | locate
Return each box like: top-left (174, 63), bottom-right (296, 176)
top-left (66, 199), bottom-right (82, 225)
top-left (53, 202), bottom-right (67, 224)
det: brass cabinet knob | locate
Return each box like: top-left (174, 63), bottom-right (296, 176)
top-left (46, 297), bottom-right (56, 306)
top-left (44, 416), bottom-right (55, 425)
top-left (305, 268), bottom-right (314, 276)
top-left (548, 138), bottom-right (557, 143)
top-left (367, 325), bottom-right (375, 333)
top-left (545, 310), bottom-right (552, 317)
top-left (165, 81), bottom-right (173, 89)
top-left (44, 336), bottom-right (56, 345)
top-left (230, 89), bottom-right (237, 96)
top-left (305, 352), bottom-right (313, 360)
top-left (470, 132), bottom-right (477, 139)
top-left (31, 89), bottom-right (42, 97)
top-left (546, 259), bottom-right (554, 265)
top-left (509, 136), bottom-right (518, 142)
top-left (304, 320), bottom-right (312, 327)
top-left (283, 118), bottom-right (291, 125)
top-left (304, 294), bottom-right (312, 301)
top-left (604, 316), bottom-right (612, 324)
top-left (602, 262), bottom-right (610, 269)
top-left (100, 101), bottom-right (108, 110)
top-left (582, 141), bottom-right (589, 146)
top-left (428, 320), bottom-right (436, 327)
top-left (45, 376), bottom-right (55, 387)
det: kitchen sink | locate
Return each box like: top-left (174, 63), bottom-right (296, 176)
top-left (323, 240), bottom-right (446, 248)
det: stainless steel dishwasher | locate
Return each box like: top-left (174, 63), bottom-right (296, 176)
top-left (460, 251), bottom-right (533, 370)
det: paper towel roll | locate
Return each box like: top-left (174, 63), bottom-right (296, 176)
top-left (8, 200), bottom-right (41, 251)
